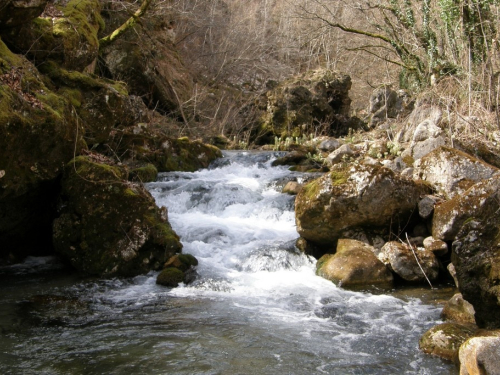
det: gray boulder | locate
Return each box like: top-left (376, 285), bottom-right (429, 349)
top-left (414, 146), bottom-right (498, 199)
top-left (459, 336), bottom-right (500, 375)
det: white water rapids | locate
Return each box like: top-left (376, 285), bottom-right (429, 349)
top-left (0, 151), bottom-right (455, 374)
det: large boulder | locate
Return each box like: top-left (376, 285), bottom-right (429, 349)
top-left (433, 173), bottom-right (500, 241)
top-left (0, 0), bottom-right (48, 29)
top-left (451, 179), bottom-right (500, 328)
top-left (53, 155), bottom-right (182, 277)
top-left (295, 163), bottom-right (430, 248)
top-left (255, 69), bottom-right (353, 142)
top-left (316, 239), bottom-right (393, 289)
top-left (0, 37), bottom-right (84, 261)
top-left (413, 147), bottom-right (498, 199)
top-left (1, 0), bottom-right (104, 71)
top-left (379, 241), bottom-right (439, 283)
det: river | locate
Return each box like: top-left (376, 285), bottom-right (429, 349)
top-left (0, 151), bottom-right (455, 374)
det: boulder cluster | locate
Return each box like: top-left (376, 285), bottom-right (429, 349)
top-left (0, 0), bottom-right (221, 278)
top-left (273, 85), bottom-right (500, 370)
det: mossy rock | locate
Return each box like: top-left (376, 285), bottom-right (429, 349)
top-left (419, 322), bottom-right (477, 361)
top-left (53, 155), bottom-right (182, 277)
top-left (2, 0), bottom-right (103, 71)
top-left (0, 37), bottom-right (85, 260)
top-left (156, 267), bottom-right (185, 287)
top-left (164, 253), bottom-right (199, 272)
top-left (107, 131), bottom-right (222, 172)
top-left (129, 164), bottom-right (158, 183)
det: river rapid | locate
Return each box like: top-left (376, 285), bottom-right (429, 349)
top-left (0, 151), bottom-right (455, 374)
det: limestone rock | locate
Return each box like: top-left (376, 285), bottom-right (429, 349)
top-left (369, 86), bottom-right (413, 126)
top-left (419, 322), bottom-right (477, 361)
top-left (433, 173), bottom-right (500, 241)
top-left (325, 144), bottom-right (354, 166)
top-left (282, 181), bottom-right (302, 195)
top-left (53, 155), bottom-right (182, 277)
top-left (451, 180), bottom-right (500, 328)
top-left (410, 119), bottom-right (446, 160)
top-left (418, 195), bottom-right (442, 219)
top-left (380, 241), bottom-right (439, 283)
top-left (459, 336), bottom-right (500, 375)
top-left (316, 239), bottom-right (393, 289)
top-left (413, 147), bottom-right (498, 199)
top-left (423, 236), bottom-right (448, 256)
top-left (318, 138), bottom-right (342, 152)
top-left (296, 164), bottom-right (430, 247)
top-left (442, 293), bottom-right (476, 325)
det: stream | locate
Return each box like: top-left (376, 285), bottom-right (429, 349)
top-left (0, 151), bottom-right (455, 374)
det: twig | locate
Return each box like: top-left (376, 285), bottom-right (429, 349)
top-left (405, 233), bottom-right (434, 289)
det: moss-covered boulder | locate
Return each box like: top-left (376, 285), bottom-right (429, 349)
top-left (254, 69), bottom-right (354, 143)
top-left (295, 164), bottom-right (430, 249)
top-left (451, 176), bottom-right (500, 328)
top-left (1, 0), bottom-right (103, 71)
top-left (156, 253), bottom-right (198, 287)
top-left (419, 322), bottom-right (477, 361)
top-left (129, 164), bottom-right (158, 183)
top-left (0, 37), bottom-right (84, 260)
top-left (156, 268), bottom-right (185, 287)
top-left (106, 131), bottom-right (222, 172)
top-left (0, 0), bottom-right (47, 29)
top-left (53, 155), bottom-right (182, 277)
top-left (39, 61), bottom-right (146, 145)
top-left (316, 239), bottom-right (393, 289)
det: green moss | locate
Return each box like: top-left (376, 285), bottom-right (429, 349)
top-left (178, 253), bottom-right (199, 267)
top-left (39, 60), bottom-right (128, 95)
top-left (303, 179), bottom-right (321, 200)
top-left (330, 170), bottom-right (348, 186)
top-left (156, 267), bottom-right (184, 287)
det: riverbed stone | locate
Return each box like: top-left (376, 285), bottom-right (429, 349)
top-left (325, 144), bottom-right (354, 166)
top-left (53, 155), bottom-right (182, 277)
top-left (442, 293), bottom-right (476, 325)
top-left (295, 164), bottom-right (430, 248)
top-left (316, 239), bottom-right (393, 289)
top-left (459, 335), bottom-right (500, 375)
top-left (419, 322), bottom-right (477, 361)
top-left (413, 147), bottom-right (498, 199)
top-left (379, 241), bottom-right (439, 283)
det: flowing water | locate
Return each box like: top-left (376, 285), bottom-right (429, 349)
top-left (0, 151), bottom-right (456, 374)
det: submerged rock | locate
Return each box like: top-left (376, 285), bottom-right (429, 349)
top-left (316, 239), bottom-right (393, 289)
top-left (53, 155), bottom-right (182, 277)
